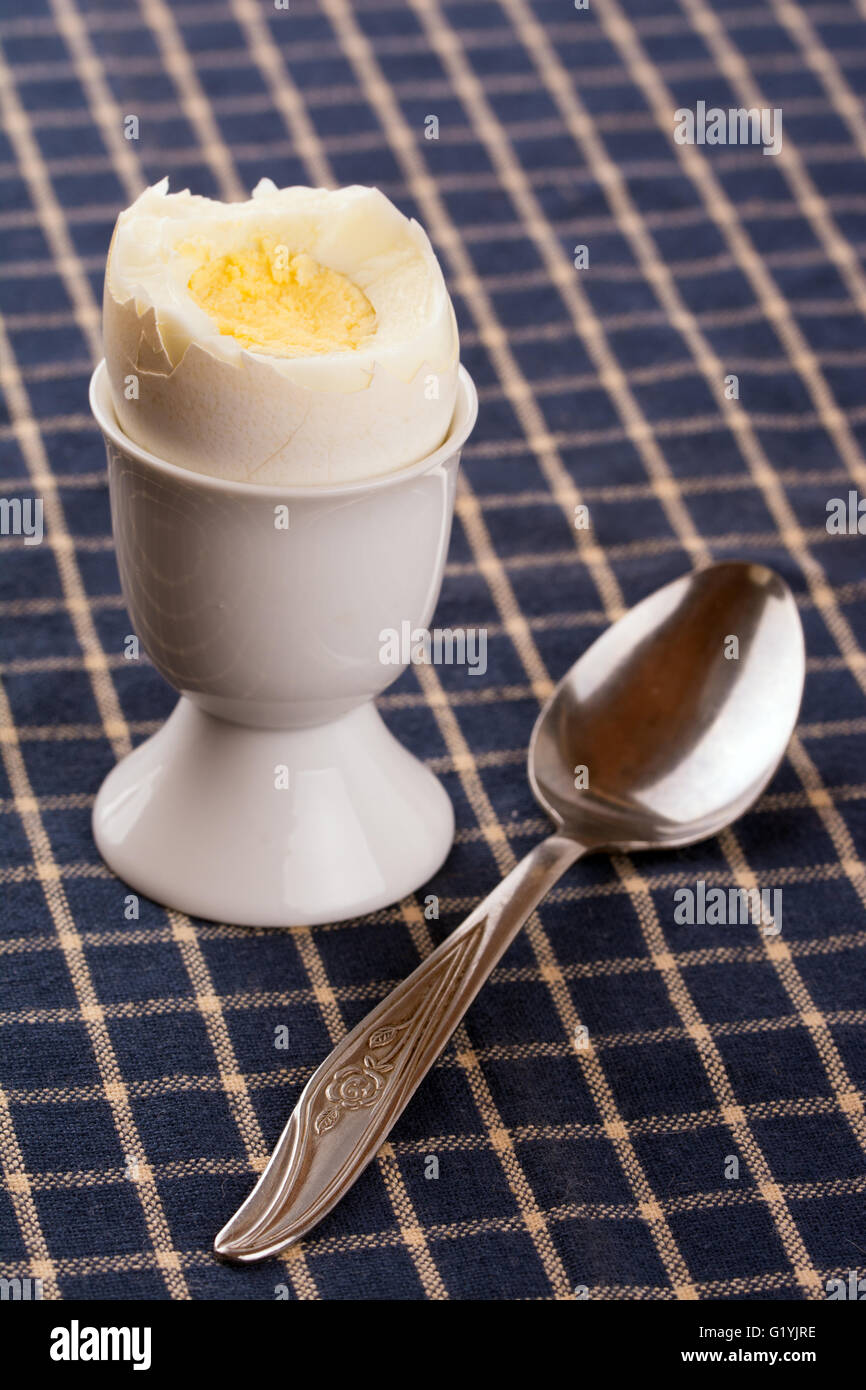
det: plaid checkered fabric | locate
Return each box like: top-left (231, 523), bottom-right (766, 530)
top-left (1, 0), bottom-right (866, 1303)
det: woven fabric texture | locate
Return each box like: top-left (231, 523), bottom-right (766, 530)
top-left (1, 0), bottom-right (865, 1301)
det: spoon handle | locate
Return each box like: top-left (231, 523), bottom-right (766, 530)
top-left (214, 833), bottom-right (584, 1261)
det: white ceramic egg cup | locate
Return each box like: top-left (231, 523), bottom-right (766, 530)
top-left (89, 360), bottom-right (477, 927)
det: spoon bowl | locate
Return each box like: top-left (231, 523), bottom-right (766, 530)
top-left (529, 562), bottom-right (805, 851)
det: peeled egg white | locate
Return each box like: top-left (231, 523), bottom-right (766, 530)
top-left (102, 179), bottom-right (460, 486)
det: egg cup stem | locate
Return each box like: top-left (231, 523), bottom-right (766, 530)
top-left (92, 698), bottom-right (454, 927)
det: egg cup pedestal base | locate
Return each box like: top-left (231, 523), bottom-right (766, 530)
top-left (92, 697), bottom-right (454, 927)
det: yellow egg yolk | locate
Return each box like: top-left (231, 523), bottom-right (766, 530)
top-left (185, 237), bottom-right (376, 356)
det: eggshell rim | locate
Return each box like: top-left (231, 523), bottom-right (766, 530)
top-left (89, 357), bottom-right (477, 500)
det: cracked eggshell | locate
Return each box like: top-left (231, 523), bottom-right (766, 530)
top-left (103, 291), bottom-right (458, 486)
top-left (102, 181), bottom-right (460, 486)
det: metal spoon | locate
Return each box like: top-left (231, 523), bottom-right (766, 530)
top-left (215, 561), bottom-right (805, 1261)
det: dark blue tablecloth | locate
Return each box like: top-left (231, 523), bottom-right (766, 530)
top-left (1, 0), bottom-right (865, 1300)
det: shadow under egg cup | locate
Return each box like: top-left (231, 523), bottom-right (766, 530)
top-left (88, 360), bottom-right (477, 927)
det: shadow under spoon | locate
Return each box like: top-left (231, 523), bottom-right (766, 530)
top-left (214, 560), bottom-right (805, 1261)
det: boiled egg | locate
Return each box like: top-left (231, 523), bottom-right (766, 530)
top-left (103, 179), bottom-right (459, 485)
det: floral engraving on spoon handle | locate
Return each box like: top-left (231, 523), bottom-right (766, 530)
top-left (311, 919), bottom-right (486, 1138)
top-left (314, 1021), bottom-right (411, 1134)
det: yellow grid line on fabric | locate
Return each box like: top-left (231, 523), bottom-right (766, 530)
top-left (3, 1076), bottom-right (863, 1143)
top-left (0, 0), bottom-right (859, 38)
top-left (1, 81), bottom-right (853, 135)
top-left (0, 849), bottom-right (862, 909)
top-left (4, 184), bottom-right (866, 242)
top-left (0, 1232), bottom-right (856, 1302)
top-left (7, 1160), bottom-right (866, 1244)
